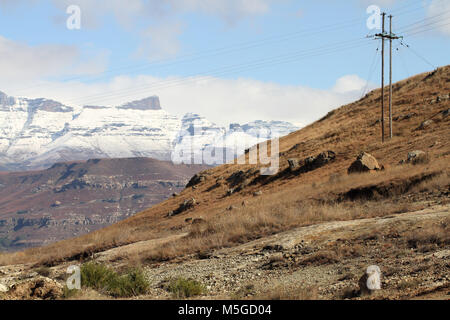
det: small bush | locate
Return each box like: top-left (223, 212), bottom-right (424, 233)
top-left (81, 262), bottom-right (116, 290)
top-left (167, 277), bottom-right (206, 299)
top-left (80, 262), bottom-right (149, 297)
top-left (107, 267), bottom-right (149, 298)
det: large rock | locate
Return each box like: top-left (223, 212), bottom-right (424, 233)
top-left (348, 152), bottom-right (381, 174)
top-left (417, 119), bottom-right (434, 130)
top-left (303, 151), bottom-right (336, 171)
top-left (186, 173), bottom-right (207, 188)
top-left (0, 283), bottom-right (8, 292)
top-left (172, 198), bottom-right (197, 215)
top-left (287, 158), bottom-right (300, 172)
top-left (407, 150), bottom-right (428, 164)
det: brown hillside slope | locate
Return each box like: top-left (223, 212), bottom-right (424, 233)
top-left (0, 65), bottom-right (449, 267)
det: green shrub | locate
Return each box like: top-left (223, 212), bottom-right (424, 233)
top-left (80, 262), bottom-right (149, 297)
top-left (107, 267), bottom-right (149, 297)
top-left (80, 262), bottom-right (116, 290)
top-left (167, 277), bottom-right (206, 299)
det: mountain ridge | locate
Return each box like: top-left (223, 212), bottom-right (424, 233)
top-left (0, 93), bottom-right (298, 171)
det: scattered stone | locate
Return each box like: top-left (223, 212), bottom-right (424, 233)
top-left (417, 119), bottom-right (434, 130)
top-left (226, 206), bottom-right (236, 211)
top-left (186, 173), bottom-right (207, 188)
top-left (227, 168), bottom-right (259, 187)
top-left (394, 112), bottom-right (417, 121)
top-left (348, 152), bottom-right (381, 174)
top-left (253, 191), bottom-right (263, 197)
top-left (0, 283), bottom-right (8, 292)
top-left (301, 151), bottom-right (336, 172)
top-left (406, 150), bottom-right (428, 165)
top-left (359, 265), bottom-right (381, 296)
top-left (226, 189), bottom-right (234, 197)
top-left (262, 244), bottom-right (284, 252)
top-left (192, 218), bottom-right (206, 225)
top-left (172, 193), bottom-right (178, 197)
top-left (437, 94), bottom-right (449, 102)
top-left (172, 198), bottom-right (197, 215)
top-left (287, 158), bottom-right (300, 172)
top-left (441, 108), bottom-right (450, 118)
top-left (216, 176), bottom-right (224, 184)
top-left (185, 218), bottom-right (193, 223)
top-left (51, 201), bottom-right (61, 208)
top-left (313, 151), bottom-right (336, 167)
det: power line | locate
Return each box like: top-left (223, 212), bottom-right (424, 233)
top-left (15, 0), bottom-right (441, 96)
top-left (396, 7), bottom-right (450, 32)
top-left (400, 41), bottom-right (436, 69)
top-left (67, 41), bottom-right (372, 106)
top-left (403, 20), bottom-right (450, 37)
top-left (14, 17), bottom-right (368, 95)
top-left (360, 43), bottom-right (380, 99)
top-left (62, 37), bottom-right (370, 106)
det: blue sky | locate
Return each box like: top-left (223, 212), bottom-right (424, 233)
top-left (0, 0), bottom-right (449, 126)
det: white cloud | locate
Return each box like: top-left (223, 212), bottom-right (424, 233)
top-left (1, 74), bottom-right (369, 128)
top-left (427, 0), bottom-right (450, 36)
top-left (0, 35), bottom-right (108, 81)
top-left (171, 0), bottom-right (272, 25)
top-left (357, 0), bottom-right (399, 7)
top-left (136, 22), bottom-right (184, 61)
top-left (332, 74), bottom-right (368, 94)
top-left (47, 0), bottom-right (275, 59)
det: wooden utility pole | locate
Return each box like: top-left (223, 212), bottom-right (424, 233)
top-left (375, 13), bottom-right (401, 142)
top-left (389, 15), bottom-right (393, 139)
top-left (381, 12), bottom-right (386, 143)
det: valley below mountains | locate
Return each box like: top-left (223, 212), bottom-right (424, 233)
top-left (0, 157), bottom-right (208, 251)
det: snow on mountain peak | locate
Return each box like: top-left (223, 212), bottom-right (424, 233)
top-left (0, 91), bottom-right (299, 171)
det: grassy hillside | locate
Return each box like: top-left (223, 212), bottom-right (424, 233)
top-left (1, 65), bottom-right (449, 269)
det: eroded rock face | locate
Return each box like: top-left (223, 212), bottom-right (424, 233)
top-left (348, 152), bottom-right (381, 174)
top-left (6, 277), bottom-right (63, 300)
top-left (186, 173), bottom-right (207, 188)
top-left (172, 198), bottom-right (197, 216)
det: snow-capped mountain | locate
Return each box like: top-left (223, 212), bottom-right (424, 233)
top-left (0, 91), bottom-right (299, 171)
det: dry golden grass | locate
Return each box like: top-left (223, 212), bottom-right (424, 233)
top-left (253, 284), bottom-right (319, 300)
top-left (0, 156), bottom-right (447, 267)
top-left (0, 65), bottom-right (448, 268)
top-left (136, 162), bottom-right (449, 263)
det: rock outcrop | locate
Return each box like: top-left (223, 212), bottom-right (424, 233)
top-left (348, 152), bottom-right (381, 174)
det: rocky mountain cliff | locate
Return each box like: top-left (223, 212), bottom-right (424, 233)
top-left (0, 92), bottom-right (299, 171)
